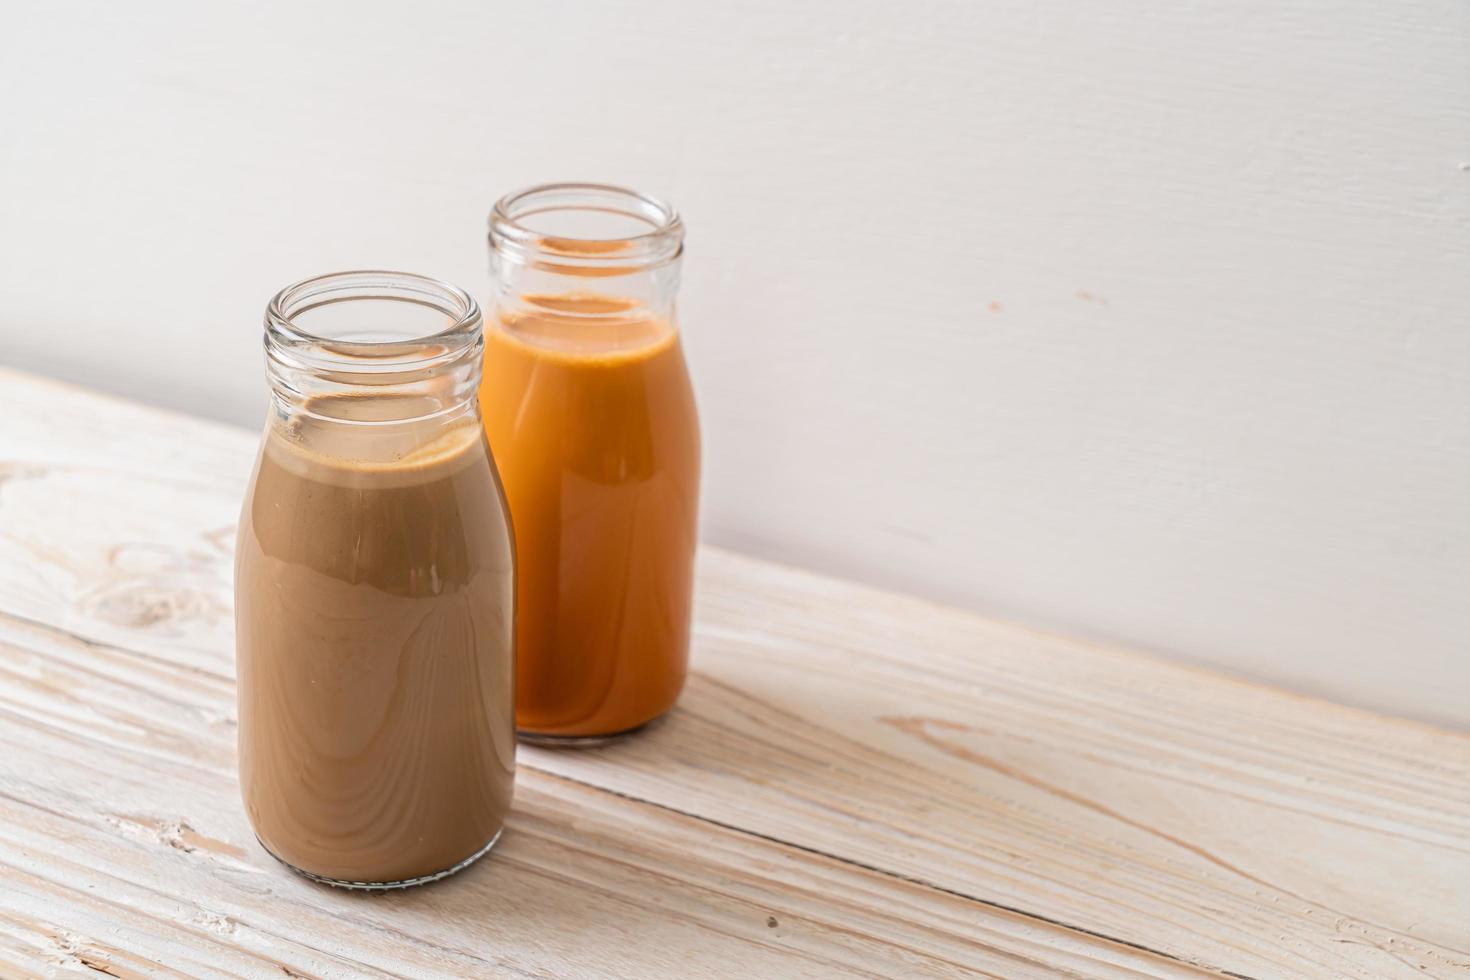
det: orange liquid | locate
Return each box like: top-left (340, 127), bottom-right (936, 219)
top-left (479, 296), bottom-right (700, 737)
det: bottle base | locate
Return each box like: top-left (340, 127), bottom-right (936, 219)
top-left (255, 828), bottom-right (503, 890)
top-left (517, 714), bottom-right (663, 747)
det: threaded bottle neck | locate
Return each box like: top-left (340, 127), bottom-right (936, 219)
top-left (264, 270), bottom-right (484, 423)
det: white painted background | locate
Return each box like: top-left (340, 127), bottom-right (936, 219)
top-left (2, 0), bottom-right (1467, 725)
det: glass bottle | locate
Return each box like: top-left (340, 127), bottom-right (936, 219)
top-left (483, 183), bottom-right (701, 742)
top-left (236, 271), bottom-right (516, 888)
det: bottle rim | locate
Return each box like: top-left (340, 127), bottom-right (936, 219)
top-left (263, 270), bottom-right (484, 418)
top-left (267, 270), bottom-right (481, 356)
top-left (489, 182), bottom-right (684, 271)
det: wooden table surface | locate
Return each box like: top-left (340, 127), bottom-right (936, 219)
top-left (0, 368), bottom-right (1465, 979)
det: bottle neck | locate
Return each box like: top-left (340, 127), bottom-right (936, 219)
top-left (489, 256), bottom-right (681, 325)
top-left (487, 182), bottom-right (684, 333)
top-left (264, 271), bottom-right (484, 425)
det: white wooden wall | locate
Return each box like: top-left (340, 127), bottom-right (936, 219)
top-left (2, 0), bottom-right (1467, 725)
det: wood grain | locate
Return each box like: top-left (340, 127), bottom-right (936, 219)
top-left (0, 367), bottom-right (1466, 978)
top-left (0, 583), bottom-right (1190, 980)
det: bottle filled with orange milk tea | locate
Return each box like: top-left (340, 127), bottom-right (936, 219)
top-left (482, 183), bottom-right (700, 741)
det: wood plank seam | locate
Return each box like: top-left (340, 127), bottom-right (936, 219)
top-left (0, 790), bottom-right (530, 980)
top-left (2, 587), bottom-right (1460, 976)
top-left (526, 768), bottom-right (1235, 978)
top-left (671, 671), bottom-right (1470, 970)
top-left (0, 642), bottom-right (1171, 978)
top-left (0, 594), bottom-right (1242, 974)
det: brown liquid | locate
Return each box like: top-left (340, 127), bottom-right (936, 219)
top-left (235, 396), bottom-right (516, 884)
top-left (480, 297), bottom-right (700, 737)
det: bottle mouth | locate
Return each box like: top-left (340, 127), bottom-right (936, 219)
top-left (489, 182), bottom-right (684, 272)
top-left (264, 271), bottom-right (484, 419)
top-left (267, 270), bottom-right (481, 363)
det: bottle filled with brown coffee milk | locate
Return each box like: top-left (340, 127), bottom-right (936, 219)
top-left (236, 271), bottom-right (516, 888)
